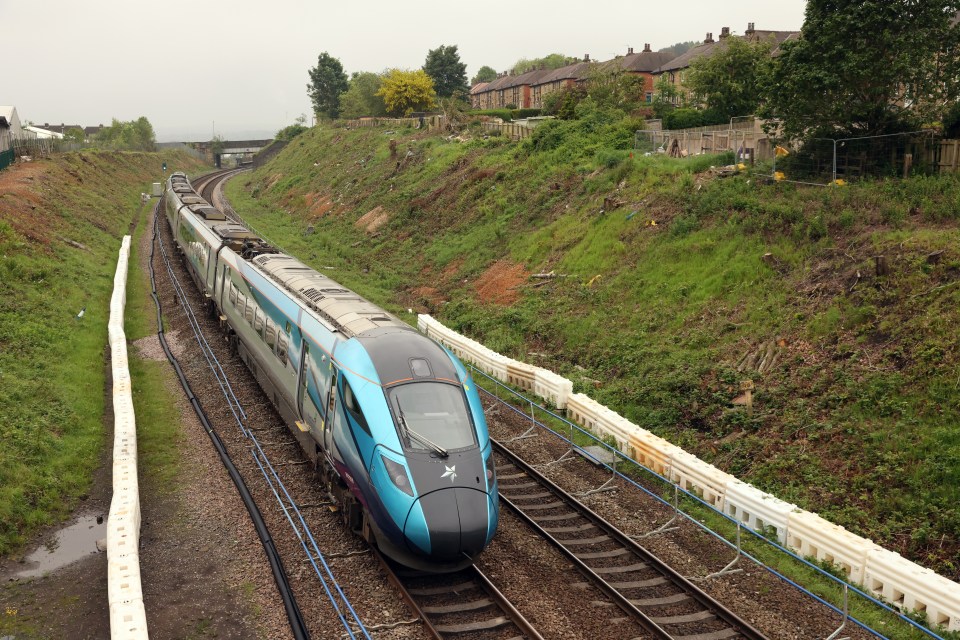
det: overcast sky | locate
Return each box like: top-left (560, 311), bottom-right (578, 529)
top-left (2, 0), bottom-right (807, 142)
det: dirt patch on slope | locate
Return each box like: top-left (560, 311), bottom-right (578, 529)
top-left (0, 162), bottom-right (54, 245)
top-left (475, 260), bottom-right (529, 306)
top-left (355, 205), bottom-right (391, 233)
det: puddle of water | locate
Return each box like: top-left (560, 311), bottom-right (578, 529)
top-left (12, 513), bottom-right (107, 579)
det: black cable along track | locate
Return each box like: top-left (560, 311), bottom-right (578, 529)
top-left (147, 197), bottom-right (310, 640)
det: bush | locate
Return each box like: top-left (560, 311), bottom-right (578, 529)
top-left (472, 109), bottom-right (513, 122)
top-left (513, 108), bottom-right (542, 119)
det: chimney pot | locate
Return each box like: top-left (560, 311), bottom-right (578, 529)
top-left (705, 32), bottom-right (714, 43)
top-left (747, 22), bottom-right (755, 33)
top-left (720, 26), bottom-right (730, 38)
top-left (584, 53), bottom-right (590, 62)
top-left (643, 43), bottom-right (652, 52)
top-left (627, 47), bottom-right (634, 55)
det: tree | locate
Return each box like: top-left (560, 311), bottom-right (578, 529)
top-left (423, 44), bottom-right (468, 98)
top-left (512, 54), bottom-right (577, 75)
top-left (376, 69), bottom-right (437, 116)
top-left (210, 134), bottom-right (225, 155)
top-left (63, 127), bottom-right (85, 143)
top-left (652, 75), bottom-right (683, 119)
top-left (762, 0), bottom-right (960, 141)
top-left (307, 52), bottom-right (349, 120)
top-left (470, 65), bottom-right (497, 85)
top-left (93, 117), bottom-right (156, 151)
top-left (339, 72), bottom-right (387, 119)
top-left (584, 66), bottom-right (646, 113)
top-left (686, 36), bottom-right (773, 121)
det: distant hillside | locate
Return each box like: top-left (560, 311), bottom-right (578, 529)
top-left (226, 120), bottom-right (960, 578)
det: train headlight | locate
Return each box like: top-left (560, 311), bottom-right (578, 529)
top-left (485, 454), bottom-right (496, 485)
top-left (381, 455), bottom-right (414, 497)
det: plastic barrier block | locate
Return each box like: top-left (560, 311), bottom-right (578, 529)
top-left (668, 450), bottom-right (734, 508)
top-left (566, 393), bottom-right (605, 431)
top-left (787, 510), bottom-right (878, 583)
top-left (505, 359), bottom-right (536, 392)
top-left (865, 548), bottom-right (960, 632)
top-left (109, 599), bottom-right (149, 639)
top-left (107, 555), bottom-right (144, 606)
top-left (723, 480), bottom-right (796, 544)
top-left (625, 429), bottom-right (681, 477)
top-left (533, 368), bottom-right (573, 409)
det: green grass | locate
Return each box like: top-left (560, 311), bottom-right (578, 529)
top-left (0, 150), bottom-right (209, 554)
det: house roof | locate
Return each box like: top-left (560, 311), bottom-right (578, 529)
top-left (470, 82), bottom-right (490, 95)
top-left (614, 50), bottom-right (674, 73)
top-left (0, 106), bottom-right (15, 128)
top-left (539, 61), bottom-right (594, 84)
top-left (656, 27), bottom-right (799, 73)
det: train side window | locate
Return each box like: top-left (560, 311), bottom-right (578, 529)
top-left (253, 308), bottom-right (264, 333)
top-left (265, 318), bottom-right (277, 348)
top-left (277, 332), bottom-right (288, 364)
top-left (342, 379), bottom-right (371, 436)
top-left (245, 300), bottom-right (254, 325)
top-left (229, 283), bottom-right (237, 306)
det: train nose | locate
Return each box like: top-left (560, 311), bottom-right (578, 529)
top-left (406, 488), bottom-right (491, 560)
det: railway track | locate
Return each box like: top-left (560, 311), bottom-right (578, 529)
top-left (493, 443), bottom-right (767, 640)
top-left (373, 548), bottom-right (543, 640)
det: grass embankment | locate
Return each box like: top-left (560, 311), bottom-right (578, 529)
top-left (0, 150), bottom-right (209, 554)
top-left (227, 116), bottom-right (960, 583)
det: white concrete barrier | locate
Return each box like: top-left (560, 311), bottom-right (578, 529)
top-left (787, 510), bottom-right (878, 584)
top-left (723, 480), bottom-right (796, 545)
top-left (865, 548), bottom-right (960, 632)
top-left (107, 236), bottom-right (149, 639)
top-left (415, 314), bottom-right (960, 626)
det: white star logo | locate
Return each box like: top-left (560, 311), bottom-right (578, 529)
top-left (441, 465), bottom-right (457, 482)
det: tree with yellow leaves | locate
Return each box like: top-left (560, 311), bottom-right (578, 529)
top-left (376, 69), bottom-right (437, 117)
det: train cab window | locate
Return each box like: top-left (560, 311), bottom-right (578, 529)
top-left (342, 379), bottom-right (371, 436)
top-left (277, 332), bottom-right (288, 364)
top-left (388, 382), bottom-right (476, 452)
top-left (265, 318), bottom-right (277, 348)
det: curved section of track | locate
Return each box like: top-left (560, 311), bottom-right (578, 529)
top-left (493, 443), bottom-right (767, 640)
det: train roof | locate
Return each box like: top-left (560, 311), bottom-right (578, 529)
top-left (357, 326), bottom-right (459, 387)
top-left (251, 253), bottom-right (407, 338)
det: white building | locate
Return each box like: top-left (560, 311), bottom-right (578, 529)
top-left (23, 125), bottom-right (64, 140)
top-left (0, 105), bottom-right (25, 151)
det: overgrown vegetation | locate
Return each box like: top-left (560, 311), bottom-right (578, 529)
top-left (0, 149), bottom-right (208, 553)
top-left (230, 117), bottom-right (960, 583)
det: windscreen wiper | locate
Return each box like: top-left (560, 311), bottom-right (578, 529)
top-left (395, 398), bottom-right (448, 457)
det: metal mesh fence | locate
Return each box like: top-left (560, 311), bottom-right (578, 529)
top-left (772, 130), bottom-right (938, 185)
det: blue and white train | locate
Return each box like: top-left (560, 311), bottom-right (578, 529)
top-left (164, 172), bottom-right (498, 571)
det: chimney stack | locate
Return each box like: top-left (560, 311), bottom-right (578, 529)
top-left (704, 32), bottom-right (714, 43)
top-left (746, 22), bottom-right (755, 35)
top-left (584, 53), bottom-right (590, 62)
top-left (627, 47), bottom-right (634, 55)
top-left (643, 43), bottom-right (652, 52)
top-left (720, 26), bottom-right (730, 39)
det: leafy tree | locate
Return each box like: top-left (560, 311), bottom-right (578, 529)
top-left (210, 134), bottom-right (225, 155)
top-left (686, 36), bottom-right (773, 121)
top-left (93, 117), bottom-right (155, 151)
top-left (423, 44), bottom-right (468, 98)
top-left (376, 69), bottom-right (437, 116)
top-left (275, 124), bottom-right (307, 141)
top-left (512, 54), bottom-right (578, 74)
top-left (307, 52), bottom-right (349, 120)
top-left (652, 75), bottom-right (683, 119)
top-left (585, 66), bottom-right (646, 112)
top-left (762, 0), bottom-right (960, 141)
top-left (63, 127), bottom-right (85, 143)
top-left (339, 72), bottom-right (387, 118)
top-left (471, 65), bottom-right (497, 85)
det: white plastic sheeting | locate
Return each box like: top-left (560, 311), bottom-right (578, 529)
top-left (107, 236), bottom-right (149, 639)
top-left (416, 314), bottom-right (960, 632)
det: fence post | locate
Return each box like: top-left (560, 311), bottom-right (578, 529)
top-left (832, 139), bottom-right (838, 184)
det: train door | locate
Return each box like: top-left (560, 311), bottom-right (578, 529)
top-left (219, 264), bottom-right (230, 311)
top-left (323, 366), bottom-right (339, 454)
